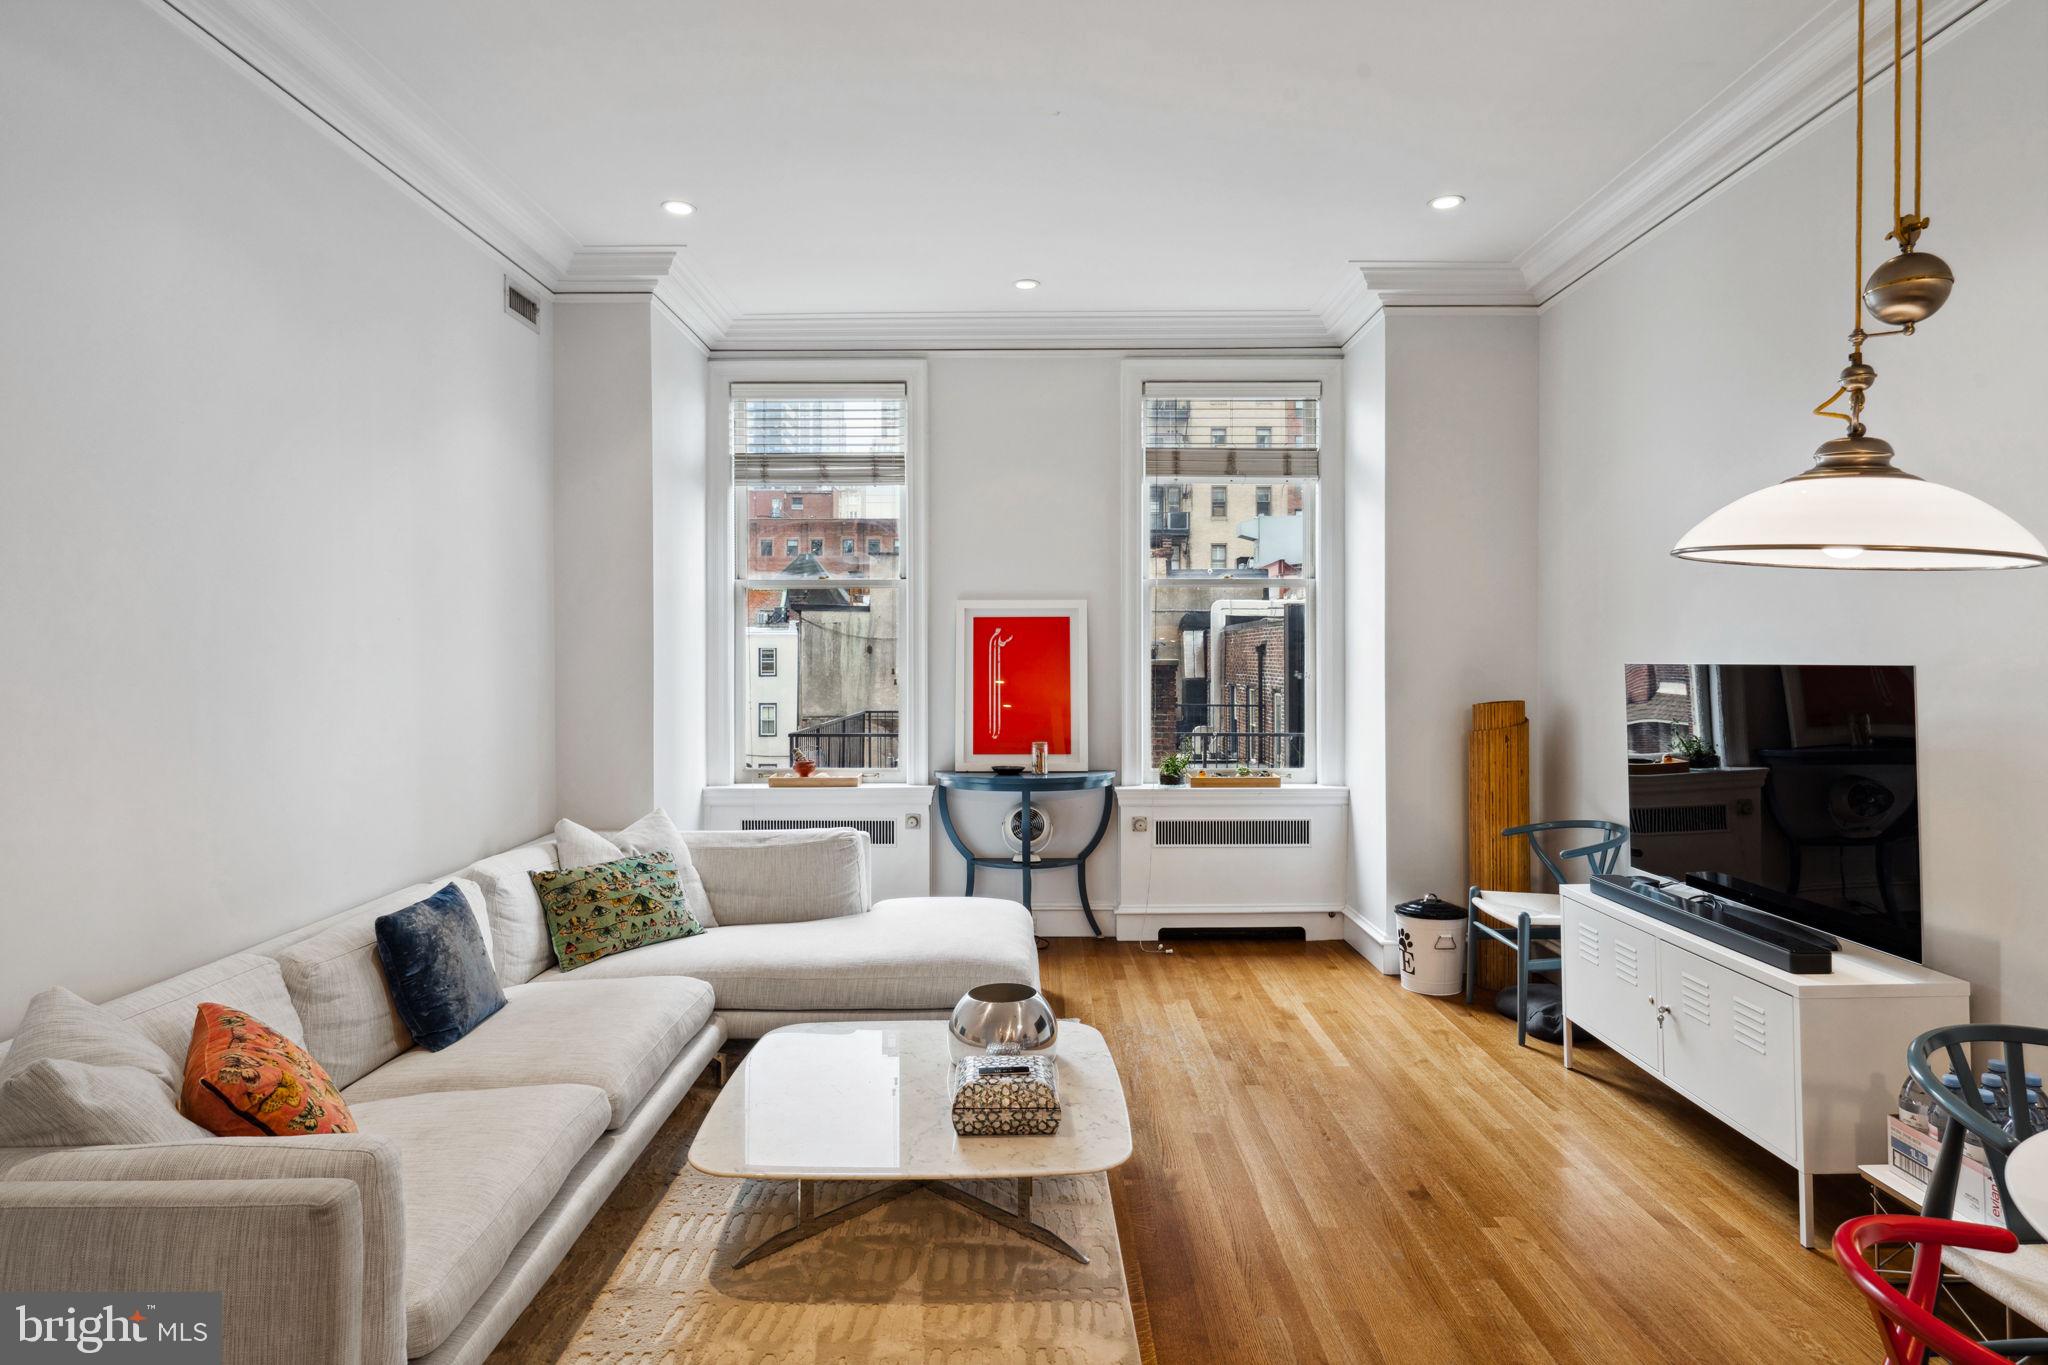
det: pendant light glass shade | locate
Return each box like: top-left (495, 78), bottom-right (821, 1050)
top-left (1673, 437), bottom-right (2048, 570)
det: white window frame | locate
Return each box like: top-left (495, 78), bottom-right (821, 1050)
top-left (1119, 358), bottom-right (1344, 785)
top-left (707, 359), bottom-right (929, 785)
top-left (757, 646), bottom-right (778, 678)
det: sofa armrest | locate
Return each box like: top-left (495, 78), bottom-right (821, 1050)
top-left (681, 828), bottom-right (873, 924)
top-left (3, 1137), bottom-right (405, 1365)
top-left (0, 1177), bottom-right (365, 1365)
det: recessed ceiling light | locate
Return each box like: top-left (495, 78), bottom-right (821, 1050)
top-left (1014, 278), bottom-right (1040, 290)
top-left (661, 200), bottom-right (695, 217)
top-left (1429, 194), bottom-right (1466, 211)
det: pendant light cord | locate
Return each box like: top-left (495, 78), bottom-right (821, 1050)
top-left (1914, 0), bottom-right (1923, 224)
top-left (1856, 0), bottom-right (1867, 338)
top-left (1892, 0), bottom-right (1903, 241)
top-left (1814, 0), bottom-right (1872, 431)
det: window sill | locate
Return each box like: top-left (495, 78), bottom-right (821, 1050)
top-left (705, 783), bottom-right (934, 807)
top-left (1115, 783), bottom-right (1349, 807)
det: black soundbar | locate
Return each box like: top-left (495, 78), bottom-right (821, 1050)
top-left (1589, 873), bottom-right (1839, 974)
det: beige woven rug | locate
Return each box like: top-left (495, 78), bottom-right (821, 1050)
top-left (491, 1087), bottom-right (1142, 1364)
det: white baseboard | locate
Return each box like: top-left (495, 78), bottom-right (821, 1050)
top-left (1342, 907), bottom-right (1398, 973)
top-left (1113, 905), bottom-right (1346, 943)
top-left (1032, 907), bottom-right (1116, 938)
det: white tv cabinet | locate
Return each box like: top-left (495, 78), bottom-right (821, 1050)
top-left (1558, 881), bottom-right (1969, 1246)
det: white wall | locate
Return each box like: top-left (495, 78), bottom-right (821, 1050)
top-left (1346, 311), bottom-right (1540, 944)
top-left (552, 303), bottom-right (656, 825)
top-left (553, 301), bottom-right (709, 830)
top-left (1385, 313), bottom-right (1541, 918)
top-left (1343, 321), bottom-right (1391, 938)
top-left (651, 315), bottom-right (711, 824)
top-left (923, 355), bottom-right (1127, 911)
top-left (0, 0), bottom-right (556, 1034)
top-left (1536, 2), bottom-right (2047, 1021)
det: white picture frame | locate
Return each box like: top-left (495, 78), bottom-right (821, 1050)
top-left (954, 599), bottom-right (1088, 771)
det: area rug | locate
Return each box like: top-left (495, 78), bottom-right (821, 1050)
top-left (490, 1087), bottom-right (1142, 1364)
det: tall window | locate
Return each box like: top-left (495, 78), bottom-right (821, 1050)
top-left (730, 383), bottom-right (908, 779)
top-left (1141, 382), bottom-right (1318, 777)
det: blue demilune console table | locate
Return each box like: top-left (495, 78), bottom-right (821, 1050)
top-left (932, 770), bottom-right (1117, 938)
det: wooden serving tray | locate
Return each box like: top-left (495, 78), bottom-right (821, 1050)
top-left (766, 774), bottom-right (862, 788)
top-left (1188, 773), bottom-right (1283, 788)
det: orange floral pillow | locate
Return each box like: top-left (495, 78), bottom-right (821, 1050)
top-left (180, 1002), bottom-right (356, 1136)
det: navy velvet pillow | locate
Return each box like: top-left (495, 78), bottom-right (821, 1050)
top-left (374, 884), bottom-right (506, 1052)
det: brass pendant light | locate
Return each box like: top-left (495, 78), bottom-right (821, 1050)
top-left (1673, 0), bottom-right (2044, 570)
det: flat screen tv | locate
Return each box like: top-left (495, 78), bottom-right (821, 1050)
top-left (1622, 663), bottom-right (1920, 962)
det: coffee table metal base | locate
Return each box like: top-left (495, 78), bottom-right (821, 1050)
top-left (732, 1176), bottom-right (1086, 1267)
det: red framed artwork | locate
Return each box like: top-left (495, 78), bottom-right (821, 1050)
top-left (955, 600), bottom-right (1088, 770)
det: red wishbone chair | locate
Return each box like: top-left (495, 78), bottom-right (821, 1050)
top-left (1835, 1215), bottom-right (2048, 1364)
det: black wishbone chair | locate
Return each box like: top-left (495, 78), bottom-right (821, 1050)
top-left (1907, 1024), bottom-right (2048, 1360)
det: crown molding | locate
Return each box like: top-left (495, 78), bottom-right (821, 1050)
top-left (1316, 270), bottom-right (1380, 346)
top-left (1516, 0), bottom-right (1997, 303)
top-left (155, 0), bottom-right (2007, 347)
top-left (556, 247), bottom-right (737, 348)
top-left (712, 310), bottom-right (1339, 352)
top-left (157, 0), bottom-right (580, 285)
top-left (1324, 260), bottom-right (1537, 319)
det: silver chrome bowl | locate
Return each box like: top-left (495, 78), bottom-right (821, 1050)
top-left (949, 982), bottom-right (1058, 1053)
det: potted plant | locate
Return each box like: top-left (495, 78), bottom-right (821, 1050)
top-left (1158, 749), bottom-right (1192, 786)
top-left (1670, 731), bottom-right (1720, 769)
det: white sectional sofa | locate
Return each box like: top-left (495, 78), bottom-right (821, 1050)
top-left (0, 828), bottom-right (1038, 1365)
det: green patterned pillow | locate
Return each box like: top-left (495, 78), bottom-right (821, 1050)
top-left (529, 851), bottom-right (704, 971)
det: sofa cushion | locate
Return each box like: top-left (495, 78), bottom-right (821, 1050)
top-left (274, 879), bottom-right (491, 1087)
top-left (531, 852), bottom-right (705, 972)
top-left (0, 988), bottom-right (210, 1147)
top-left (104, 953), bottom-right (307, 1067)
top-left (679, 828), bottom-right (870, 926)
top-left (350, 1084), bottom-right (609, 1357)
top-left (340, 977), bottom-right (714, 1129)
top-left (560, 808), bottom-right (718, 928)
top-left (180, 1002), bottom-right (357, 1136)
top-left (374, 883), bottom-right (505, 1051)
top-left (460, 839), bottom-right (559, 988)
top-left (530, 896), bottom-right (1038, 1013)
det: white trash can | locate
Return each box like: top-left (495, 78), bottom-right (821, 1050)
top-left (1394, 894), bottom-right (1468, 996)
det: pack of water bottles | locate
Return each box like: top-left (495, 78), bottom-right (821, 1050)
top-left (1888, 1062), bottom-right (2033, 1225)
top-left (1898, 1059), bottom-right (2048, 1144)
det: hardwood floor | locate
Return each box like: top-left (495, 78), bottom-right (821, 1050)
top-left (1037, 938), bottom-right (1880, 1364)
top-left (498, 938), bottom-right (1895, 1363)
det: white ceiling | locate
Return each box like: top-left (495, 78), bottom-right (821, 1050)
top-left (306, 0), bottom-right (1828, 316)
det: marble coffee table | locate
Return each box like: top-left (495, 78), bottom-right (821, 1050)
top-left (688, 1019), bottom-right (1131, 1266)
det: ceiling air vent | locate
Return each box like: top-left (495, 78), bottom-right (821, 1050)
top-left (503, 277), bottom-right (540, 330)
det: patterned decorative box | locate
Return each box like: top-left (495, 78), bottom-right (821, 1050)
top-left (950, 1053), bottom-right (1060, 1136)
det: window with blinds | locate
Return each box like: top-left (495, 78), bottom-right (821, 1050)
top-left (1139, 379), bottom-right (1319, 778)
top-left (1141, 381), bottom-right (1319, 479)
top-left (730, 383), bottom-right (907, 484)
top-left (729, 380), bottom-right (911, 782)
